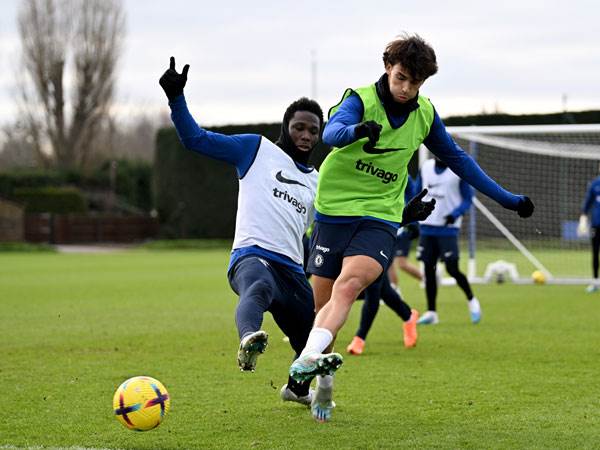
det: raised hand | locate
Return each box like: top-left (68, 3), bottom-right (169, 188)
top-left (159, 56), bottom-right (190, 101)
top-left (401, 188), bottom-right (436, 225)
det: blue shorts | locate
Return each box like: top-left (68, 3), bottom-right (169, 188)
top-left (394, 233), bottom-right (412, 257)
top-left (307, 220), bottom-right (397, 279)
top-left (417, 234), bottom-right (460, 264)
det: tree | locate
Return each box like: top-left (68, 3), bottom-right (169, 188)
top-left (17, 0), bottom-right (125, 169)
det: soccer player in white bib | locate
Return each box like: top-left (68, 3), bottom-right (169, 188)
top-left (159, 57), bottom-right (323, 406)
top-left (416, 157), bottom-right (480, 325)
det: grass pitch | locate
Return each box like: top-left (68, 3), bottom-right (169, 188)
top-left (1, 248), bottom-right (600, 449)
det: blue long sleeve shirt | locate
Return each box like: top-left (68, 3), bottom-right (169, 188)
top-left (169, 95), bottom-right (259, 177)
top-left (323, 93), bottom-right (523, 212)
top-left (168, 94), bottom-right (307, 273)
top-left (582, 176), bottom-right (600, 227)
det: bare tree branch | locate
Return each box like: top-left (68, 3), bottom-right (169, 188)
top-left (16, 0), bottom-right (125, 170)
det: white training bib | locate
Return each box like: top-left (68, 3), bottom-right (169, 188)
top-left (419, 158), bottom-right (464, 229)
top-left (232, 137), bottom-right (318, 264)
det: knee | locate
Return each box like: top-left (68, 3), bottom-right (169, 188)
top-left (334, 276), bottom-right (365, 304)
top-left (245, 279), bottom-right (273, 300)
top-left (445, 261), bottom-right (462, 278)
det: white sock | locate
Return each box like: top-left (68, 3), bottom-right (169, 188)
top-left (469, 297), bottom-right (481, 313)
top-left (317, 374), bottom-right (333, 389)
top-left (300, 327), bottom-right (333, 357)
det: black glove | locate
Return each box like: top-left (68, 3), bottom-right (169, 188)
top-left (444, 214), bottom-right (456, 225)
top-left (355, 121), bottom-right (382, 147)
top-left (517, 196), bottom-right (534, 218)
top-left (159, 56), bottom-right (189, 101)
top-left (404, 222), bottom-right (420, 240)
top-left (401, 188), bottom-right (436, 225)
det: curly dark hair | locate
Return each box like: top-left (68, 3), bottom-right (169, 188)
top-left (282, 97), bottom-right (324, 128)
top-left (382, 33), bottom-right (438, 81)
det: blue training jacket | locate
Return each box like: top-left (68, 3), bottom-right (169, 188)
top-left (582, 176), bottom-right (600, 227)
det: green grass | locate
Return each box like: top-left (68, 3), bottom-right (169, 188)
top-left (1, 249), bottom-right (600, 449)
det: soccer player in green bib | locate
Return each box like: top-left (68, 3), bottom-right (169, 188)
top-left (289, 33), bottom-right (535, 423)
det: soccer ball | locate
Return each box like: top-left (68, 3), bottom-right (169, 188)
top-left (113, 376), bottom-right (170, 431)
top-left (531, 270), bottom-right (546, 285)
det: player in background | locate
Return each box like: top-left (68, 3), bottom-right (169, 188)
top-left (578, 174), bottom-right (600, 292)
top-left (388, 176), bottom-right (423, 288)
top-left (416, 157), bottom-right (480, 325)
top-left (289, 33), bottom-right (535, 423)
top-left (159, 57), bottom-right (323, 406)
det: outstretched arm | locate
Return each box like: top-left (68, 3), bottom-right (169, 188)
top-left (424, 110), bottom-right (533, 217)
top-left (159, 57), bottom-right (260, 177)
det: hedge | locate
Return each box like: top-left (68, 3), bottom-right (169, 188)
top-left (13, 187), bottom-right (88, 214)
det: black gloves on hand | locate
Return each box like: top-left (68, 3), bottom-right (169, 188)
top-left (444, 214), bottom-right (456, 225)
top-left (517, 196), bottom-right (534, 218)
top-left (159, 56), bottom-right (189, 101)
top-left (401, 189), bottom-right (436, 225)
top-left (355, 121), bottom-right (382, 147)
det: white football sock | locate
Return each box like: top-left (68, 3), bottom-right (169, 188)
top-left (317, 374), bottom-right (333, 389)
top-left (300, 327), bottom-right (333, 357)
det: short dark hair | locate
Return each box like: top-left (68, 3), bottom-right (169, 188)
top-left (282, 97), bottom-right (324, 128)
top-left (382, 33), bottom-right (438, 81)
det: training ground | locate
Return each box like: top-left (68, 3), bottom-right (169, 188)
top-left (1, 246), bottom-right (599, 449)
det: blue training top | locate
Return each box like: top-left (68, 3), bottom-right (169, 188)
top-left (321, 92), bottom-right (523, 227)
top-left (582, 176), bottom-right (600, 227)
top-left (169, 94), bottom-right (306, 274)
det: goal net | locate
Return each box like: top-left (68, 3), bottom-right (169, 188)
top-left (422, 124), bottom-right (600, 284)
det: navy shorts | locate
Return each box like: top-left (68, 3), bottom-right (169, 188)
top-left (307, 220), bottom-right (397, 279)
top-left (394, 233), bottom-right (412, 257)
top-left (416, 234), bottom-right (460, 264)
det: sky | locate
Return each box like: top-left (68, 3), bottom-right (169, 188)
top-left (0, 0), bottom-right (599, 126)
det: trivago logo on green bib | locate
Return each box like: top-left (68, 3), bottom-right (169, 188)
top-left (355, 159), bottom-right (398, 184)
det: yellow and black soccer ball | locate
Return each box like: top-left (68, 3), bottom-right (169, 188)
top-left (113, 376), bottom-right (170, 431)
top-left (531, 270), bottom-right (546, 285)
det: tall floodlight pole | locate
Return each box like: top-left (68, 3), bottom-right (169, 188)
top-left (311, 49), bottom-right (318, 100)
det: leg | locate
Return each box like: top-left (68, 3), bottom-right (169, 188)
top-left (228, 257), bottom-right (276, 371)
top-left (445, 259), bottom-right (473, 300)
top-left (346, 275), bottom-right (383, 355)
top-left (229, 258), bottom-right (275, 340)
top-left (396, 256), bottom-right (423, 281)
top-left (587, 228), bottom-right (600, 292)
top-left (387, 262), bottom-right (398, 286)
top-left (440, 236), bottom-right (481, 323)
top-left (356, 277), bottom-right (383, 339)
top-left (416, 234), bottom-right (440, 325)
top-left (270, 269), bottom-right (316, 404)
top-left (380, 273), bottom-right (412, 321)
top-left (592, 228), bottom-right (600, 279)
top-left (424, 262), bottom-right (438, 312)
top-left (312, 275), bottom-right (335, 313)
top-left (290, 255), bottom-right (384, 380)
top-left (380, 273), bottom-right (419, 348)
